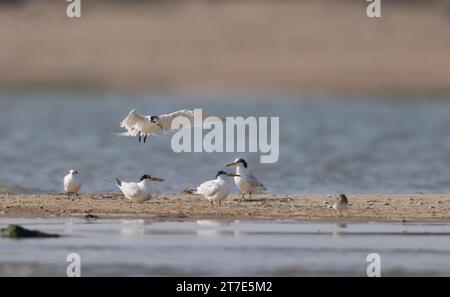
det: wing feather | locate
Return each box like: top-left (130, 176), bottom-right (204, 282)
top-left (247, 174), bottom-right (267, 191)
top-left (158, 109), bottom-right (223, 132)
top-left (118, 109), bottom-right (160, 137)
top-left (119, 182), bottom-right (142, 198)
top-left (196, 180), bottom-right (219, 197)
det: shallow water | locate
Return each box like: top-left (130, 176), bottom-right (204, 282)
top-left (1, 93), bottom-right (450, 194)
top-left (1, 218), bottom-right (450, 276)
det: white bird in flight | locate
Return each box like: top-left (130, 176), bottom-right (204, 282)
top-left (115, 174), bottom-right (164, 203)
top-left (117, 109), bottom-right (222, 143)
top-left (191, 171), bottom-right (239, 206)
top-left (64, 169), bottom-right (81, 196)
top-left (227, 158), bottom-right (266, 199)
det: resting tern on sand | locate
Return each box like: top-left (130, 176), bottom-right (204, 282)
top-left (115, 175), bottom-right (164, 203)
top-left (227, 158), bottom-right (266, 199)
top-left (333, 194), bottom-right (349, 214)
top-left (117, 109), bottom-right (223, 143)
top-left (64, 169), bottom-right (81, 196)
top-left (191, 171), bottom-right (239, 206)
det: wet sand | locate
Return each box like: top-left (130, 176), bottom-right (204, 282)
top-left (1, 193), bottom-right (450, 222)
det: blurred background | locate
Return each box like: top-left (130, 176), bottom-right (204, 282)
top-left (1, 0), bottom-right (450, 194)
top-left (1, 0), bottom-right (450, 92)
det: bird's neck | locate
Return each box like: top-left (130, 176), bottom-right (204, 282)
top-left (236, 165), bottom-right (247, 175)
top-left (139, 180), bottom-right (151, 187)
top-left (217, 176), bottom-right (228, 183)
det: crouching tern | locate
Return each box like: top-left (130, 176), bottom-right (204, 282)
top-left (115, 175), bottom-right (164, 203)
top-left (64, 169), bottom-right (81, 196)
top-left (117, 109), bottom-right (223, 143)
top-left (333, 194), bottom-right (349, 214)
top-left (190, 171), bottom-right (239, 206)
top-left (226, 158), bottom-right (266, 199)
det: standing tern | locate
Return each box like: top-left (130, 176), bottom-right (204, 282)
top-left (191, 171), bottom-right (239, 206)
top-left (333, 194), bottom-right (349, 214)
top-left (226, 158), bottom-right (266, 199)
top-left (64, 169), bottom-right (81, 196)
top-left (117, 109), bottom-right (223, 143)
top-left (115, 175), bottom-right (164, 203)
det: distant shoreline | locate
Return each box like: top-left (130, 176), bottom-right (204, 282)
top-left (1, 88), bottom-right (449, 101)
top-left (1, 1), bottom-right (449, 94)
top-left (1, 193), bottom-right (450, 222)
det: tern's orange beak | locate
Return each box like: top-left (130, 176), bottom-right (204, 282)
top-left (227, 173), bottom-right (239, 177)
top-left (151, 177), bottom-right (164, 182)
top-left (226, 162), bottom-right (237, 167)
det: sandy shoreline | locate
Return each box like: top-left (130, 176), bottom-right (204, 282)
top-left (1, 1), bottom-right (450, 93)
top-left (1, 193), bottom-right (450, 222)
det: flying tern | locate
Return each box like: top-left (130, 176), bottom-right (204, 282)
top-left (117, 109), bottom-right (223, 143)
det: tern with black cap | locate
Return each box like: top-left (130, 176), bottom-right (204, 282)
top-left (190, 171), bottom-right (239, 206)
top-left (117, 109), bottom-right (223, 143)
top-left (227, 158), bottom-right (266, 199)
top-left (115, 174), bottom-right (164, 203)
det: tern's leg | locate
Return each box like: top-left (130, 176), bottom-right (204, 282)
top-left (143, 135), bottom-right (147, 143)
top-left (219, 201), bottom-right (222, 207)
top-left (138, 132), bottom-right (141, 143)
top-left (249, 192), bottom-right (252, 199)
top-left (242, 193), bottom-right (245, 199)
top-left (210, 201), bottom-right (213, 207)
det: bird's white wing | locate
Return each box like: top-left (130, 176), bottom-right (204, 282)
top-left (196, 180), bottom-right (219, 197)
top-left (63, 175), bottom-right (71, 191)
top-left (117, 109), bottom-right (160, 137)
top-left (119, 182), bottom-right (142, 198)
top-left (247, 174), bottom-right (266, 191)
top-left (158, 109), bottom-right (223, 133)
top-left (116, 129), bottom-right (140, 137)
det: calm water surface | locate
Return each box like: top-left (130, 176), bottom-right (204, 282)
top-left (1, 218), bottom-right (450, 276)
top-left (1, 93), bottom-right (450, 194)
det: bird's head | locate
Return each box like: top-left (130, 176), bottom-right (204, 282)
top-left (150, 116), bottom-right (160, 124)
top-left (226, 158), bottom-right (248, 168)
top-left (139, 174), bottom-right (164, 182)
top-left (69, 169), bottom-right (78, 176)
top-left (338, 194), bottom-right (348, 202)
top-left (215, 171), bottom-right (239, 179)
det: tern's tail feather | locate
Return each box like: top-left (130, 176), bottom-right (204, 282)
top-left (253, 185), bottom-right (267, 193)
top-left (115, 178), bottom-right (122, 187)
top-left (181, 187), bottom-right (197, 194)
top-left (114, 130), bottom-right (139, 137)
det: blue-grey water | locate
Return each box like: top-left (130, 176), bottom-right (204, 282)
top-left (1, 218), bottom-right (450, 276)
top-left (1, 92), bottom-right (450, 194)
